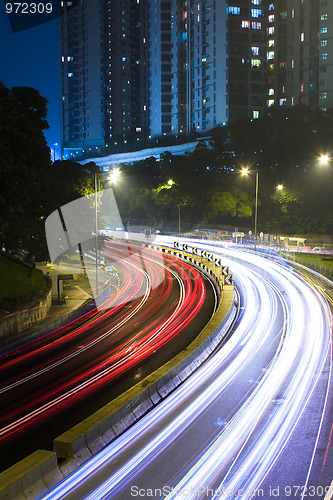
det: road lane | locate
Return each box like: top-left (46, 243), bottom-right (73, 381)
top-left (0, 242), bottom-right (216, 471)
top-left (42, 241), bottom-right (332, 500)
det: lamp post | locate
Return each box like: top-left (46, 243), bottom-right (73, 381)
top-left (167, 179), bottom-right (181, 234)
top-left (94, 173), bottom-right (99, 290)
top-left (241, 168), bottom-right (259, 238)
top-left (275, 184), bottom-right (283, 241)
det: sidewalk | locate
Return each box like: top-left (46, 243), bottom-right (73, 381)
top-left (31, 274), bottom-right (94, 333)
top-left (29, 258), bottom-right (96, 336)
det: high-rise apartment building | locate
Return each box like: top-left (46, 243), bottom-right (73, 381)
top-left (268, 0), bottom-right (333, 111)
top-left (107, 0), bottom-right (149, 144)
top-left (226, 0), bottom-right (268, 120)
top-left (61, 0), bottom-right (106, 158)
top-left (60, 0), bottom-right (332, 157)
top-left (151, 0), bottom-right (227, 137)
top-left (149, 1), bottom-right (173, 136)
top-left (61, 0), bottom-right (149, 158)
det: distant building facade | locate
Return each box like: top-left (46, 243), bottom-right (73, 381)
top-left (107, 0), bottom-right (150, 144)
top-left (226, 0), bottom-right (269, 120)
top-left (269, 0), bottom-right (333, 111)
top-left (61, 0), bottom-right (106, 158)
top-left (60, 0), bottom-right (333, 157)
top-left (150, 0), bottom-right (227, 137)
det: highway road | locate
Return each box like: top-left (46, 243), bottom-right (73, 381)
top-left (43, 238), bottom-right (332, 500)
top-left (0, 241), bottom-right (217, 470)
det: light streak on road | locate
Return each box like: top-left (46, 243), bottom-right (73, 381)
top-left (42, 240), bottom-right (332, 500)
top-left (0, 243), bottom-right (210, 446)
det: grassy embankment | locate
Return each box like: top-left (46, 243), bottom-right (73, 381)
top-left (292, 252), bottom-right (333, 279)
top-left (0, 253), bottom-right (48, 315)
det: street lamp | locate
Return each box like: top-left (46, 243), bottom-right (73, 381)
top-left (241, 168), bottom-right (259, 238)
top-left (109, 167), bottom-right (121, 185)
top-left (318, 154), bottom-right (329, 167)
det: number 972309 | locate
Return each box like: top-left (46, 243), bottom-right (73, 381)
top-left (6, 2), bottom-right (53, 14)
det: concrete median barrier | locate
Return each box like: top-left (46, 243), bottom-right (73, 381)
top-left (0, 450), bottom-right (63, 500)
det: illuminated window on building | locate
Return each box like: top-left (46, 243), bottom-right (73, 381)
top-left (68, 72), bottom-right (74, 77)
top-left (279, 98), bottom-right (286, 105)
top-left (269, 88), bottom-right (274, 95)
top-left (269, 3), bottom-right (274, 10)
top-left (242, 20), bottom-right (250, 28)
top-left (321, 27), bottom-right (328, 33)
top-left (268, 27), bottom-right (274, 35)
top-left (251, 59), bottom-right (261, 67)
top-left (252, 0), bottom-right (261, 4)
top-left (227, 6), bottom-right (240, 14)
top-left (321, 53), bottom-right (328, 60)
top-left (300, 33), bottom-right (305, 42)
top-left (267, 51), bottom-right (274, 60)
top-left (279, 61), bottom-right (286, 68)
top-left (252, 110), bottom-right (259, 119)
top-left (251, 9), bottom-right (262, 17)
top-left (321, 14), bottom-right (328, 20)
top-left (320, 92), bottom-right (328, 99)
top-left (268, 100), bottom-right (274, 107)
top-left (269, 15), bottom-right (274, 22)
top-left (268, 40), bottom-right (275, 47)
top-left (321, 40), bottom-right (328, 46)
top-left (252, 21), bottom-right (262, 29)
top-left (251, 46), bottom-right (259, 55)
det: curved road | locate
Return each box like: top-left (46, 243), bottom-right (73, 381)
top-left (0, 242), bottom-right (216, 471)
top-left (43, 239), bottom-right (332, 500)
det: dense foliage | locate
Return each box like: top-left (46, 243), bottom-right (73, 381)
top-left (0, 83), bottom-right (332, 263)
top-left (0, 83), bottom-right (101, 259)
top-left (111, 105), bottom-right (333, 235)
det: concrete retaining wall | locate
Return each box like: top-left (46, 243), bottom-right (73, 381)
top-left (0, 281), bottom-right (52, 341)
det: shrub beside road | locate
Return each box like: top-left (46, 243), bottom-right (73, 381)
top-left (0, 253), bottom-right (48, 315)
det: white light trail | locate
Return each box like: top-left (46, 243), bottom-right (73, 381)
top-left (42, 241), bottom-right (331, 500)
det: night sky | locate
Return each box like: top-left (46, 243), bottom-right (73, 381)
top-left (0, 7), bottom-right (61, 157)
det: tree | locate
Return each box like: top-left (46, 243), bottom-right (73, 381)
top-left (0, 83), bottom-right (51, 258)
top-left (209, 187), bottom-right (253, 220)
top-left (47, 160), bottom-right (101, 209)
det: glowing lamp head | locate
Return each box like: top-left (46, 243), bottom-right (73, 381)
top-left (109, 167), bottom-right (120, 184)
top-left (319, 155), bottom-right (329, 165)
